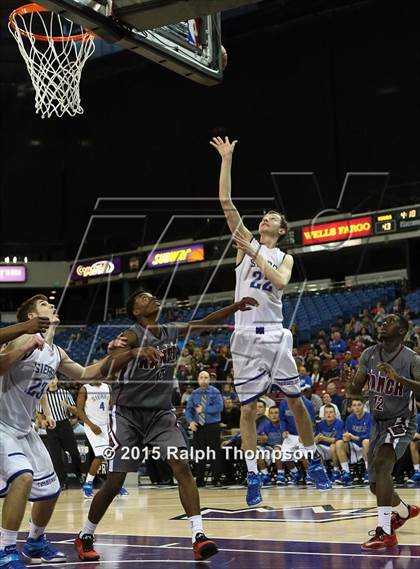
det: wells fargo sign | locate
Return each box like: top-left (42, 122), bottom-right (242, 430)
top-left (302, 216), bottom-right (373, 246)
top-left (147, 244), bottom-right (205, 268)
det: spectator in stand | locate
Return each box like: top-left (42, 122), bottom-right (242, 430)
top-left (186, 371), bottom-right (224, 487)
top-left (356, 326), bottom-right (375, 348)
top-left (392, 297), bottom-right (405, 314)
top-left (336, 398), bottom-right (371, 486)
top-left (326, 382), bottom-right (344, 413)
top-left (301, 385), bottom-right (322, 418)
top-left (216, 346), bottom-right (230, 383)
top-left (221, 383), bottom-right (238, 402)
top-left (316, 340), bottom-right (333, 361)
top-left (315, 404), bottom-right (344, 483)
top-left (373, 304), bottom-right (386, 325)
top-left (279, 396), bottom-right (316, 484)
top-left (355, 314), bottom-right (375, 336)
top-left (330, 331), bottom-right (347, 357)
top-left (319, 392), bottom-right (341, 419)
top-left (309, 360), bottom-right (323, 385)
top-left (290, 323), bottom-right (299, 348)
top-left (304, 348), bottom-right (317, 372)
top-left (324, 359), bottom-right (341, 382)
top-left (343, 317), bottom-right (357, 340)
top-left (266, 406), bottom-right (285, 485)
top-left (220, 398), bottom-right (240, 429)
top-left (340, 351), bottom-right (358, 370)
top-left (178, 348), bottom-right (192, 367)
top-left (316, 329), bottom-right (330, 347)
top-left (298, 365), bottom-right (312, 390)
top-left (411, 325), bottom-right (420, 351)
top-left (180, 384), bottom-right (194, 406)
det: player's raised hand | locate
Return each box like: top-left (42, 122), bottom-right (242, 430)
top-left (235, 297), bottom-right (259, 312)
top-left (23, 334), bottom-right (45, 353)
top-left (24, 316), bottom-right (50, 335)
top-left (108, 333), bottom-right (128, 353)
top-left (135, 347), bottom-right (162, 364)
top-left (377, 361), bottom-right (399, 381)
top-left (209, 136), bottom-right (238, 159)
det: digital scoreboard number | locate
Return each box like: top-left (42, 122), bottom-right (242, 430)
top-left (374, 207), bottom-right (419, 235)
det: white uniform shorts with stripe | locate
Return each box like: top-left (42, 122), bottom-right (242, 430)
top-left (231, 326), bottom-right (300, 404)
top-left (280, 434), bottom-right (305, 462)
top-left (347, 441), bottom-right (364, 464)
top-left (0, 422), bottom-right (60, 501)
top-left (316, 443), bottom-right (334, 461)
top-left (85, 423), bottom-right (110, 458)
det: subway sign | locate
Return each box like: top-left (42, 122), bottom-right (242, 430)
top-left (147, 244), bottom-right (205, 269)
top-left (302, 216), bottom-right (373, 246)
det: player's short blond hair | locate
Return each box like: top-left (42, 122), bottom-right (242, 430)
top-left (16, 294), bottom-right (48, 322)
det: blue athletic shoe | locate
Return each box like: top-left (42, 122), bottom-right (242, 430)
top-left (0, 546), bottom-right (25, 568)
top-left (246, 472), bottom-right (262, 507)
top-left (307, 458), bottom-right (332, 491)
top-left (331, 470), bottom-right (341, 483)
top-left (363, 471), bottom-right (369, 484)
top-left (305, 474), bottom-right (314, 485)
top-left (22, 535), bottom-right (66, 564)
top-left (341, 471), bottom-right (352, 486)
top-left (119, 486), bottom-right (129, 496)
top-left (407, 471), bottom-right (420, 486)
top-left (260, 473), bottom-right (271, 486)
top-left (290, 471), bottom-right (302, 485)
top-left (82, 482), bottom-right (93, 498)
top-left (276, 472), bottom-right (286, 486)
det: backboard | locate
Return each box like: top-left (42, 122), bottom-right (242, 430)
top-left (35, 0), bottom-right (260, 85)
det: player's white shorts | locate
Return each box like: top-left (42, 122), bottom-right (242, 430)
top-left (231, 326), bottom-right (300, 404)
top-left (281, 434), bottom-right (305, 461)
top-left (347, 441), bottom-right (364, 464)
top-left (0, 422), bottom-right (60, 501)
top-left (316, 443), bottom-right (334, 461)
top-left (85, 424), bottom-right (110, 458)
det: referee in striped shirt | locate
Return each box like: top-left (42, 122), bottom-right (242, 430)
top-left (41, 377), bottom-right (83, 490)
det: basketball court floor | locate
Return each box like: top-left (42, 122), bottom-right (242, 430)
top-left (19, 481), bottom-right (420, 568)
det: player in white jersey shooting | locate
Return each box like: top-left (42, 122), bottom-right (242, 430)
top-left (0, 294), bottom-right (140, 569)
top-left (211, 136), bottom-right (331, 506)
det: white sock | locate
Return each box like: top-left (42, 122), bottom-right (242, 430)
top-left (341, 462), bottom-right (350, 473)
top-left (378, 506), bottom-right (392, 534)
top-left (261, 468), bottom-right (268, 475)
top-left (364, 461), bottom-right (368, 470)
top-left (277, 469), bottom-right (285, 474)
top-left (188, 515), bottom-right (203, 543)
top-left (245, 457), bottom-right (258, 474)
top-left (80, 520), bottom-right (97, 537)
top-left (290, 467), bottom-right (298, 474)
top-left (0, 528), bottom-right (18, 550)
top-left (28, 521), bottom-right (45, 540)
top-left (333, 466), bottom-right (340, 471)
top-left (414, 464), bottom-right (420, 472)
top-left (393, 500), bottom-right (409, 519)
top-left (85, 474), bottom-right (95, 484)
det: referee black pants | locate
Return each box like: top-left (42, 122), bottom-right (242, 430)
top-left (192, 423), bottom-right (221, 483)
top-left (45, 420), bottom-right (82, 485)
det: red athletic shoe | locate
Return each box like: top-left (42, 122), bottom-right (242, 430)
top-left (74, 533), bottom-right (100, 561)
top-left (192, 533), bottom-right (218, 561)
top-left (361, 527), bottom-right (398, 550)
top-left (391, 504), bottom-right (420, 531)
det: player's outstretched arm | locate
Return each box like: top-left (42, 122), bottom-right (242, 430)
top-left (0, 317), bottom-right (50, 346)
top-left (210, 136), bottom-right (252, 241)
top-left (0, 334), bottom-right (45, 374)
top-left (177, 297), bottom-right (258, 339)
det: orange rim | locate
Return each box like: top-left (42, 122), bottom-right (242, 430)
top-left (9, 3), bottom-right (94, 42)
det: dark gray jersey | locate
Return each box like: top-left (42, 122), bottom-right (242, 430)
top-left (359, 344), bottom-right (419, 420)
top-left (112, 323), bottom-right (178, 410)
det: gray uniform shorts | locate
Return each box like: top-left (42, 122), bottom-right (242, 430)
top-left (107, 406), bottom-right (187, 473)
top-left (368, 415), bottom-right (417, 483)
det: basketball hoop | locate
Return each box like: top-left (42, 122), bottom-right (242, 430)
top-left (9, 3), bottom-right (95, 118)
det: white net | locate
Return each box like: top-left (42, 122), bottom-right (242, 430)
top-left (9, 4), bottom-right (95, 119)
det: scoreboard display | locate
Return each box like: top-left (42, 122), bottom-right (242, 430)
top-left (374, 206), bottom-right (419, 235)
